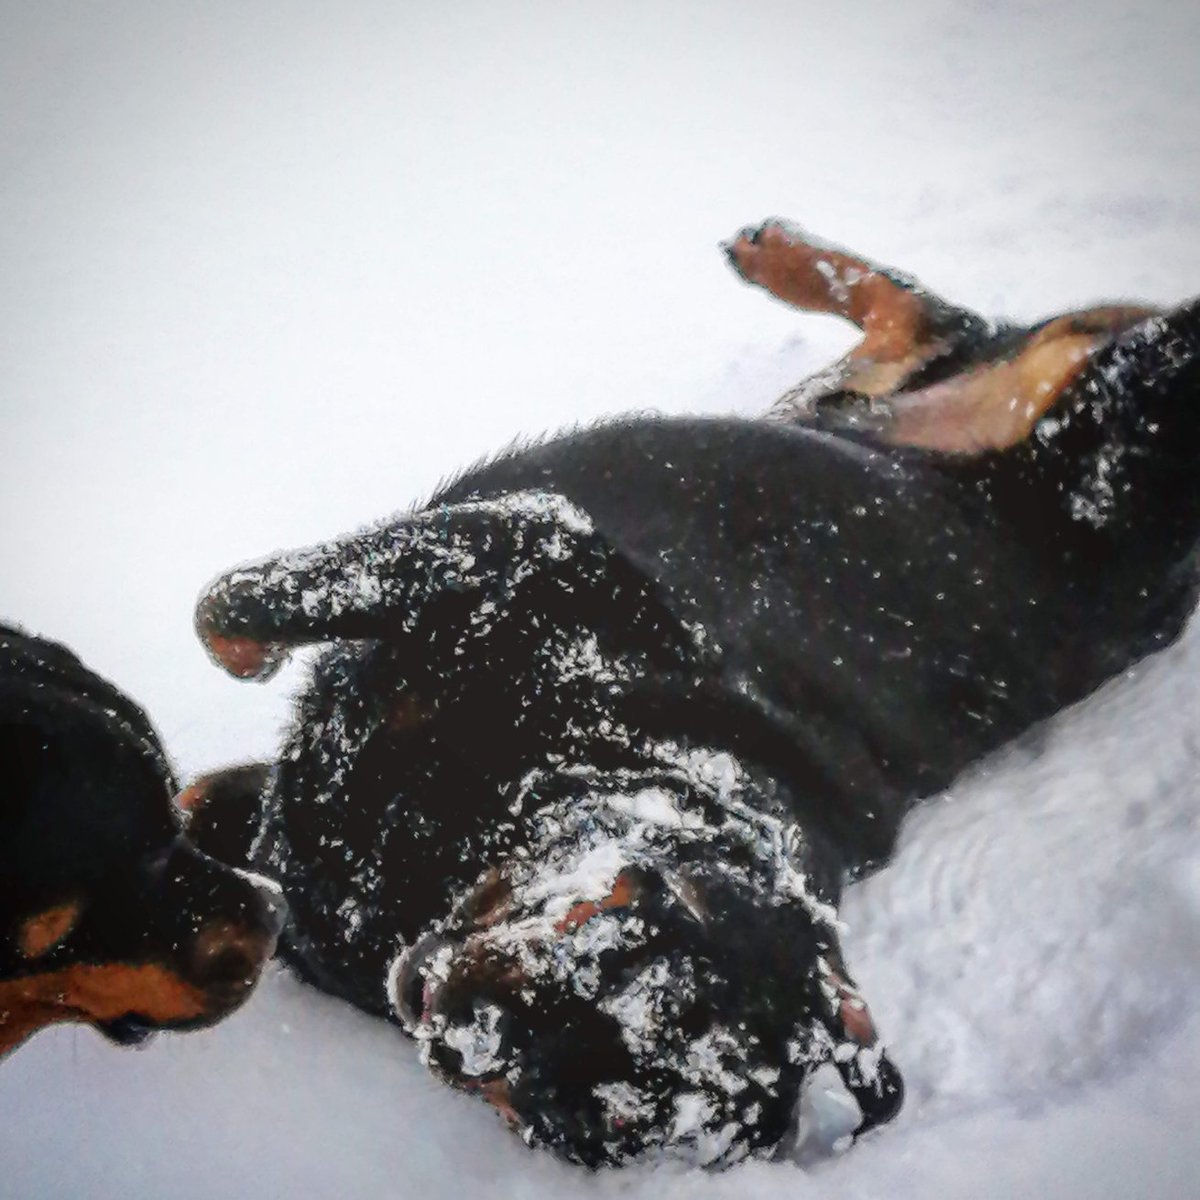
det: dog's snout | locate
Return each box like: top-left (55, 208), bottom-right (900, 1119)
top-left (183, 874), bottom-right (285, 1001)
top-left (188, 919), bottom-right (273, 995)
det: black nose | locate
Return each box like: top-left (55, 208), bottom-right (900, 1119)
top-left (186, 876), bottom-right (287, 996)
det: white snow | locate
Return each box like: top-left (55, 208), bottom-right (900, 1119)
top-left (2, 1), bottom-right (1198, 1197)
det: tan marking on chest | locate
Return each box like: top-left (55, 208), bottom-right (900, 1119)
top-left (555, 872), bottom-right (638, 934)
top-left (387, 694), bottom-right (430, 732)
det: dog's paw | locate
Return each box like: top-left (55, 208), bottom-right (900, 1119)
top-left (721, 217), bottom-right (818, 286)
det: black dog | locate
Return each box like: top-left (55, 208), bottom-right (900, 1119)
top-left (0, 624), bottom-right (285, 1057)
top-left (191, 220), bottom-right (1200, 1166)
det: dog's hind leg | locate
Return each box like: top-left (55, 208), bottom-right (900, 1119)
top-left (723, 219), bottom-right (988, 417)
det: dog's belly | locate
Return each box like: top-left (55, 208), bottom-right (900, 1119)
top-left (439, 417), bottom-right (1090, 807)
top-left (261, 419), bottom-right (1094, 1009)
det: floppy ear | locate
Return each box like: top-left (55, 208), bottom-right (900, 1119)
top-left (662, 868), bottom-right (904, 1138)
top-left (176, 763), bottom-right (271, 867)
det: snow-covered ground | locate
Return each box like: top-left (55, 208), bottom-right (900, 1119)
top-left (2, 2), bottom-right (1197, 1196)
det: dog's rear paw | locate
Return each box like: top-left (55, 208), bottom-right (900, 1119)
top-left (721, 217), bottom-right (814, 286)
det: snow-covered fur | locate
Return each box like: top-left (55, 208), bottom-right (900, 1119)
top-left (191, 227), bottom-right (1200, 1167)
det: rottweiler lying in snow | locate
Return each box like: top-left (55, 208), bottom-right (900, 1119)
top-left (0, 624), bottom-right (284, 1056)
top-left (190, 220), bottom-right (1200, 1166)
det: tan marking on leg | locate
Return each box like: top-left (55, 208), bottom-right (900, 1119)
top-left (387, 694), bottom-right (430, 732)
top-left (837, 993), bottom-right (878, 1047)
top-left (175, 779), bottom-right (211, 815)
top-left (460, 867), bottom-right (514, 930)
top-left (727, 220), bottom-right (991, 418)
top-left (820, 963), bottom-right (878, 1047)
top-left (1058, 305), bottom-right (1161, 336)
top-left (203, 633), bottom-right (280, 680)
top-left (838, 353), bottom-right (945, 399)
top-left (726, 222), bottom-right (943, 362)
top-left (876, 306), bottom-right (1160, 454)
top-left (0, 963), bottom-right (211, 1058)
top-left (727, 221), bottom-right (1164, 449)
top-left (482, 1079), bottom-right (522, 1127)
top-left (16, 901), bottom-right (82, 960)
top-left (881, 333), bottom-right (1099, 452)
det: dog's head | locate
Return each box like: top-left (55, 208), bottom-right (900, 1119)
top-left (387, 751), bottom-right (895, 1166)
top-left (0, 626), bottom-right (285, 1056)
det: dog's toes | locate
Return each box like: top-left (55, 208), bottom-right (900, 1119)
top-left (198, 627), bottom-right (288, 681)
top-left (722, 226), bottom-right (760, 282)
top-left (722, 218), bottom-right (812, 287)
top-left (194, 584), bottom-right (290, 681)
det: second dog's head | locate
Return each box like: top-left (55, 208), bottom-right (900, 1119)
top-left (0, 625), bottom-right (285, 1056)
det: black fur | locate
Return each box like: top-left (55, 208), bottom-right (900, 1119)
top-left (0, 624), bottom-right (284, 1054)
top-left (194, 290), bottom-right (1200, 1165)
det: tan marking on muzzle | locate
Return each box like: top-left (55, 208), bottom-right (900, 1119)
top-left (0, 963), bottom-right (211, 1058)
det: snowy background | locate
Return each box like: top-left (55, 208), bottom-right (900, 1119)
top-left (2, 1), bottom-right (1198, 1196)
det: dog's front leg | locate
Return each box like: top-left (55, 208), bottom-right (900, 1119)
top-left (195, 490), bottom-right (688, 681)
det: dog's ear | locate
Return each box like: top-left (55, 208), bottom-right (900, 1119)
top-left (176, 763), bottom-right (271, 867)
top-left (638, 867), bottom-right (904, 1139)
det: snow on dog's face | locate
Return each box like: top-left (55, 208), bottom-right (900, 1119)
top-left (386, 751), bottom-right (877, 1166)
